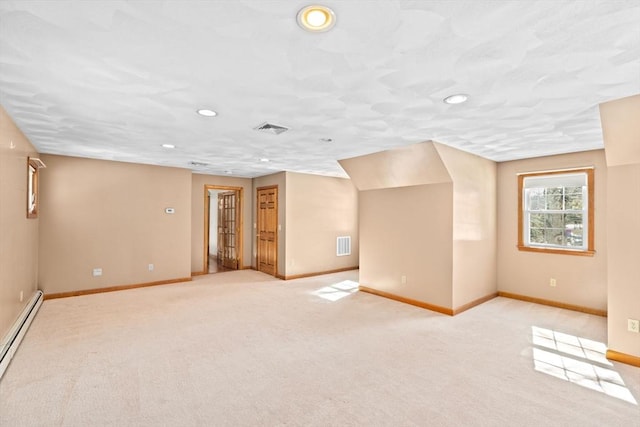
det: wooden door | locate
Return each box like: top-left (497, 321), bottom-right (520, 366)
top-left (218, 191), bottom-right (239, 269)
top-left (216, 194), bottom-right (224, 263)
top-left (203, 185), bottom-right (243, 275)
top-left (256, 186), bottom-right (277, 276)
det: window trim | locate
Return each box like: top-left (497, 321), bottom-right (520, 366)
top-left (517, 168), bottom-right (595, 256)
top-left (27, 157), bottom-right (40, 219)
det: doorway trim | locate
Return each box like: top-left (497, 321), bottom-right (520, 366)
top-left (203, 184), bottom-right (244, 274)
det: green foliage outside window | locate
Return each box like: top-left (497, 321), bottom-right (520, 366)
top-left (526, 186), bottom-right (584, 248)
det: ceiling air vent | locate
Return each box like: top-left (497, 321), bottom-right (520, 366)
top-left (189, 161), bottom-right (209, 168)
top-left (254, 122), bottom-right (290, 135)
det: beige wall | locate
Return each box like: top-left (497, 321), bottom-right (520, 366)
top-left (344, 141), bottom-right (496, 311)
top-left (252, 172), bottom-right (286, 275)
top-left (339, 142), bottom-right (451, 191)
top-left (0, 107), bottom-right (39, 341)
top-left (606, 164), bottom-right (640, 357)
top-left (38, 155), bottom-right (192, 294)
top-left (285, 172), bottom-right (359, 277)
top-left (600, 94), bottom-right (640, 167)
top-left (359, 184), bottom-right (454, 308)
top-left (600, 94), bottom-right (640, 358)
top-left (191, 174), bottom-right (252, 273)
top-left (497, 150), bottom-right (608, 311)
top-left (435, 143), bottom-right (497, 308)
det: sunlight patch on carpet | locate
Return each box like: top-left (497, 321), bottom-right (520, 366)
top-left (311, 280), bottom-right (359, 302)
top-left (531, 326), bottom-right (637, 405)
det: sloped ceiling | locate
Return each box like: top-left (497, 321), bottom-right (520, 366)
top-left (599, 94), bottom-right (640, 167)
top-left (0, 0), bottom-right (638, 177)
top-left (339, 141), bottom-right (451, 191)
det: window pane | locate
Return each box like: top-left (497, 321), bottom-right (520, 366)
top-left (545, 213), bottom-right (564, 228)
top-left (546, 188), bottom-right (563, 210)
top-left (530, 213), bottom-right (545, 228)
top-left (544, 228), bottom-right (565, 246)
top-left (530, 228), bottom-right (545, 243)
top-left (564, 186), bottom-right (583, 209)
top-left (528, 189), bottom-right (544, 210)
top-left (565, 213), bottom-right (582, 226)
top-left (565, 218), bottom-right (583, 247)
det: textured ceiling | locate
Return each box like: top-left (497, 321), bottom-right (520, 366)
top-left (0, 0), bottom-right (638, 178)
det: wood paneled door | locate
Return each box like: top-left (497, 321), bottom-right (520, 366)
top-left (256, 186), bottom-right (278, 276)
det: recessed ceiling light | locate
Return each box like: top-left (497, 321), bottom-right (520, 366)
top-left (161, 144), bottom-right (175, 149)
top-left (320, 138), bottom-right (333, 142)
top-left (443, 94), bottom-right (469, 105)
top-left (297, 5), bottom-right (336, 32)
top-left (197, 109), bottom-right (217, 117)
top-left (260, 158), bottom-right (270, 162)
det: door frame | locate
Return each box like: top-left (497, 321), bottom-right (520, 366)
top-left (256, 185), bottom-right (278, 277)
top-left (203, 185), bottom-right (243, 274)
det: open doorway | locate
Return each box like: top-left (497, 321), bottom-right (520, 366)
top-left (204, 185), bottom-right (243, 274)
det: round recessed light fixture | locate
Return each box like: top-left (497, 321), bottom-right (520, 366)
top-left (260, 158), bottom-right (270, 162)
top-left (161, 144), bottom-right (176, 149)
top-left (297, 5), bottom-right (336, 32)
top-left (443, 94), bottom-right (469, 105)
top-left (197, 109), bottom-right (217, 117)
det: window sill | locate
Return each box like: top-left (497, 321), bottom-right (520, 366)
top-left (517, 245), bottom-right (595, 257)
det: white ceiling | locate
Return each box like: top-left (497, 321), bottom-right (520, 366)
top-left (0, 1), bottom-right (638, 178)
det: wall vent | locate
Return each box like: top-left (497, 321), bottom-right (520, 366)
top-left (336, 236), bottom-right (351, 256)
top-left (254, 122), bottom-right (290, 135)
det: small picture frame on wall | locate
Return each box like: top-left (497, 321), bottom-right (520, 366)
top-left (27, 157), bottom-right (45, 218)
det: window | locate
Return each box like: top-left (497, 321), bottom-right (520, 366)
top-left (27, 157), bottom-right (45, 219)
top-left (518, 168), bottom-right (594, 256)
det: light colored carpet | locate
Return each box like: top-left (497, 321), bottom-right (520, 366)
top-left (1, 270), bottom-right (638, 426)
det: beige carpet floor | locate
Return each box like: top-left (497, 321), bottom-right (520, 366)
top-left (1, 270), bottom-right (638, 426)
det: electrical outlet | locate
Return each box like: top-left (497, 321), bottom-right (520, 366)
top-left (549, 278), bottom-right (557, 287)
top-left (148, 264), bottom-right (154, 271)
top-left (92, 268), bottom-right (102, 277)
top-left (401, 275), bottom-right (407, 284)
top-left (628, 319), bottom-right (640, 333)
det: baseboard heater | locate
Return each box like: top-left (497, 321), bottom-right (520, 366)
top-left (0, 290), bottom-right (43, 380)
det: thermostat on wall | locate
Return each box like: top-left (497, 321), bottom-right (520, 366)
top-left (165, 208), bottom-right (175, 214)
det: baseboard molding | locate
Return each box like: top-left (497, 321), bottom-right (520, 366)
top-left (279, 266), bottom-right (359, 281)
top-left (358, 286), bottom-right (453, 316)
top-left (44, 277), bottom-right (192, 300)
top-left (453, 292), bottom-right (499, 315)
top-left (191, 271), bottom-right (208, 277)
top-left (193, 264), bottom-right (252, 276)
top-left (606, 349), bottom-right (640, 367)
top-left (497, 291), bottom-right (607, 317)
